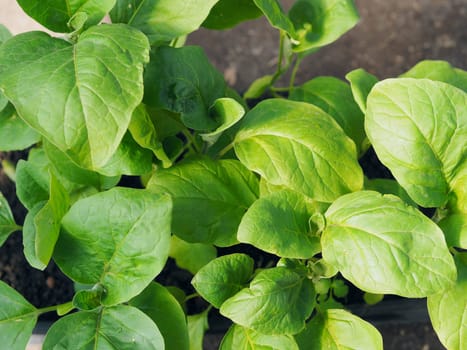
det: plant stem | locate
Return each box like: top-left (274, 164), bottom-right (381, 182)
top-left (36, 301), bottom-right (74, 316)
top-left (1, 159), bottom-right (16, 182)
top-left (185, 293), bottom-right (200, 302)
top-left (218, 142), bottom-right (235, 158)
top-left (289, 55), bottom-right (304, 90)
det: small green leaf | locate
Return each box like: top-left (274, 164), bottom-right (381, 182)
top-left (200, 98), bottom-right (245, 146)
top-left (203, 0), bottom-right (262, 29)
top-left (144, 45), bottom-right (226, 131)
top-left (363, 292), bottom-right (384, 305)
top-left (220, 267), bottom-right (315, 335)
top-left (110, 0), bottom-right (219, 44)
top-left (234, 99), bottom-right (363, 202)
top-left (0, 103), bottom-right (40, 151)
top-left (130, 282), bottom-right (189, 350)
top-left (0, 281), bottom-right (37, 350)
top-left (55, 187), bottom-right (172, 305)
top-left (23, 202), bottom-right (47, 269)
top-left (289, 0), bottom-right (359, 52)
top-left (428, 253), bottom-right (467, 350)
top-left (290, 76), bottom-right (368, 156)
top-left (42, 305), bottom-right (164, 349)
top-left (322, 191), bottom-right (457, 297)
top-left (439, 214), bottom-right (467, 249)
top-left (253, 0), bottom-right (296, 38)
top-left (401, 60), bottom-right (467, 92)
top-left (345, 68), bottom-right (379, 113)
top-left (169, 236), bottom-right (217, 275)
top-left (0, 24), bottom-right (11, 46)
top-left (148, 158), bottom-right (259, 246)
top-left (0, 192), bottom-right (20, 247)
top-left (220, 324), bottom-right (299, 350)
top-left (238, 189), bottom-right (321, 259)
top-left (295, 309), bottom-right (383, 350)
top-left (244, 74), bottom-right (275, 100)
top-left (192, 253), bottom-right (254, 308)
top-left (366, 78), bottom-right (467, 207)
top-left (0, 25), bottom-right (149, 170)
top-left (72, 284), bottom-right (106, 311)
top-left (187, 309), bottom-right (210, 350)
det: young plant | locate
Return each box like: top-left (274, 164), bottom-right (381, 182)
top-left (0, 1), bottom-right (465, 349)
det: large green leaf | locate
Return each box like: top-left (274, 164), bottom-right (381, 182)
top-left (187, 309), bottom-right (210, 350)
top-left (295, 309), bottom-right (383, 349)
top-left (221, 324), bottom-right (299, 350)
top-left (148, 158), bottom-right (259, 246)
top-left (234, 99), bottom-right (363, 202)
top-left (345, 68), bottom-right (379, 113)
top-left (0, 25), bottom-right (149, 170)
top-left (0, 103), bottom-right (40, 151)
top-left (289, 0), bottom-right (359, 52)
top-left (17, 0), bottom-right (116, 32)
top-left (54, 187), bottom-right (172, 305)
top-left (401, 60), bottom-right (467, 92)
top-left (220, 267), bottom-right (315, 335)
top-left (290, 76), bottom-right (367, 156)
top-left (130, 282), bottom-right (189, 350)
top-left (366, 78), bottom-right (467, 207)
top-left (321, 191), bottom-right (457, 297)
top-left (144, 45), bottom-right (226, 131)
top-left (110, 0), bottom-right (219, 44)
top-left (192, 253), bottom-right (254, 308)
top-left (238, 189), bottom-right (321, 259)
top-left (42, 305), bottom-right (164, 349)
top-left (203, 0), bottom-right (262, 29)
top-left (428, 254), bottom-right (467, 350)
top-left (0, 281), bottom-right (37, 350)
top-left (169, 235), bottom-right (217, 275)
top-left (253, 0), bottom-right (296, 38)
top-left (0, 192), bottom-right (20, 247)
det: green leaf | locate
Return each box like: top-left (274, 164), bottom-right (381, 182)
top-left (290, 76), bottom-right (368, 156)
top-left (23, 201), bottom-right (47, 269)
top-left (295, 309), bottom-right (383, 350)
top-left (439, 214), bottom-right (467, 249)
top-left (322, 191), bottom-right (457, 297)
top-left (0, 25), bottom-right (12, 112)
top-left (203, 0), bottom-right (262, 30)
top-left (244, 75), bottom-right (274, 100)
top-left (238, 189), bottom-right (321, 258)
top-left (0, 25), bottom-right (149, 170)
top-left (130, 282), bottom-right (190, 350)
top-left (428, 253), bottom-right (467, 350)
top-left (144, 45), bottom-right (226, 131)
top-left (0, 24), bottom-right (11, 46)
top-left (289, 0), bottom-right (359, 52)
top-left (366, 78), bottom-right (467, 208)
top-left (363, 292), bottom-right (384, 305)
top-left (148, 158), bottom-right (259, 246)
top-left (129, 104), bottom-right (172, 168)
top-left (0, 281), bottom-right (37, 350)
top-left (345, 68), bottom-right (379, 113)
top-left (169, 236), bottom-right (217, 275)
top-left (364, 178), bottom-right (417, 207)
top-left (0, 103), bottom-right (40, 151)
top-left (220, 267), bottom-right (315, 335)
top-left (72, 284), bottom-right (106, 311)
top-left (54, 187), bottom-right (172, 305)
top-left (401, 60), bottom-right (467, 92)
top-left (42, 305), bottom-right (164, 349)
top-left (192, 253), bottom-right (254, 308)
top-left (17, 0), bottom-right (116, 33)
top-left (0, 192), bottom-right (20, 247)
top-left (253, 0), bottom-right (296, 38)
top-left (110, 0), bottom-right (219, 44)
top-left (187, 309), bottom-right (210, 350)
top-left (200, 98), bottom-right (246, 146)
top-left (221, 324), bottom-right (299, 350)
top-left (234, 99), bottom-right (363, 202)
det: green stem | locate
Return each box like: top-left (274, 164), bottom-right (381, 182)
top-left (1, 159), bottom-right (16, 182)
top-left (185, 293), bottom-right (200, 302)
top-left (37, 301), bottom-right (74, 316)
top-left (289, 55), bottom-right (304, 90)
top-left (218, 142), bottom-right (234, 158)
top-left (182, 129), bottom-right (202, 154)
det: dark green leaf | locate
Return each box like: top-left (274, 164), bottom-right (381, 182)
top-left (322, 191), bottom-right (457, 297)
top-left (0, 103), bottom-right (40, 151)
top-left (17, 0), bottom-right (116, 32)
top-left (345, 68), bottom-right (379, 113)
top-left (130, 282), bottom-right (189, 350)
top-left (144, 45), bottom-right (226, 131)
top-left (203, 0), bottom-right (262, 29)
top-left (234, 99), bottom-right (363, 202)
top-left (220, 267), bottom-right (315, 335)
top-left (366, 78), bottom-right (467, 207)
top-left (290, 76), bottom-right (368, 156)
top-left (0, 192), bottom-right (20, 247)
top-left (148, 158), bottom-right (259, 246)
top-left (0, 25), bottom-right (149, 170)
top-left (0, 281), bottom-right (37, 350)
top-left (55, 187), bottom-right (172, 305)
top-left (110, 0), bottom-right (219, 44)
top-left (295, 309), bottom-right (383, 349)
top-left (169, 236), bottom-right (217, 275)
top-left (192, 253), bottom-right (254, 308)
top-left (238, 189), bottom-right (321, 258)
top-left (42, 305), bottom-right (164, 349)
